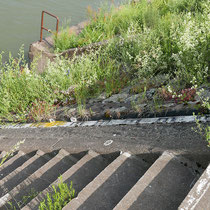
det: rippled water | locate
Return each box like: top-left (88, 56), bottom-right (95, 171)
top-left (0, 0), bottom-right (122, 60)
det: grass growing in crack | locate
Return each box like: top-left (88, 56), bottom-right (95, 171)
top-left (0, 140), bottom-right (25, 167)
top-left (27, 101), bottom-right (58, 122)
top-left (39, 177), bottom-right (75, 210)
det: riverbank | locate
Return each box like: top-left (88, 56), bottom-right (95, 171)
top-left (0, 0), bottom-right (209, 126)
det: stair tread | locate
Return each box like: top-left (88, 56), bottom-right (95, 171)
top-left (178, 164), bottom-right (210, 210)
top-left (22, 150), bottom-right (113, 210)
top-left (114, 151), bottom-right (200, 210)
top-left (0, 150), bottom-right (51, 197)
top-left (65, 152), bottom-right (150, 210)
top-left (0, 149), bottom-right (76, 209)
top-left (0, 149), bottom-right (207, 210)
top-left (0, 151), bottom-right (30, 180)
top-left (0, 150), bottom-right (24, 168)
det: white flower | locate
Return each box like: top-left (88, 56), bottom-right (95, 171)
top-left (167, 86), bottom-right (173, 93)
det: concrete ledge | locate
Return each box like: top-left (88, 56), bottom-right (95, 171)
top-left (0, 115), bottom-right (209, 130)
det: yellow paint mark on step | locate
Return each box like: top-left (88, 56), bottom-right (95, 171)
top-left (30, 121), bottom-right (67, 128)
top-left (44, 121), bottom-right (66, 127)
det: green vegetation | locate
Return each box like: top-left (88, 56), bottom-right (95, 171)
top-left (5, 176), bottom-right (74, 210)
top-left (193, 113), bottom-right (210, 147)
top-left (0, 140), bottom-right (25, 167)
top-left (0, 47), bottom-right (56, 122)
top-left (54, 0), bottom-right (209, 53)
top-left (0, 0), bottom-right (209, 123)
top-left (39, 177), bottom-right (75, 210)
top-left (0, 46), bottom-right (127, 122)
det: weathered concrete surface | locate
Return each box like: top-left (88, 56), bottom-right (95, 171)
top-left (66, 153), bottom-right (150, 210)
top-left (179, 164), bottom-right (210, 210)
top-left (0, 123), bottom-right (210, 166)
top-left (55, 91), bottom-right (205, 122)
top-left (0, 149), bottom-right (209, 209)
top-left (0, 150), bottom-right (47, 196)
top-left (23, 150), bottom-right (116, 210)
top-left (114, 152), bottom-right (201, 210)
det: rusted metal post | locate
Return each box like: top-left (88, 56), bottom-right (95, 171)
top-left (40, 11), bottom-right (59, 42)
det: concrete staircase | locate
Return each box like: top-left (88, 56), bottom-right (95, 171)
top-left (0, 150), bottom-right (209, 210)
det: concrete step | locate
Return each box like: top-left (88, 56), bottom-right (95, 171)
top-left (0, 149), bottom-right (207, 210)
top-left (178, 164), bottom-right (210, 210)
top-left (0, 150), bottom-right (53, 197)
top-left (23, 150), bottom-right (119, 210)
top-left (114, 151), bottom-right (201, 210)
top-left (65, 152), bottom-right (151, 210)
top-left (0, 151), bottom-right (34, 180)
top-left (0, 149), bottom-right (78, 209)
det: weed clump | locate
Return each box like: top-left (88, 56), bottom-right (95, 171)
top-left (39, 177), bottom-right (75, 210)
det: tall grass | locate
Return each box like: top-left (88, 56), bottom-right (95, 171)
top-left (105, 0), bottom-right (209, 86)
top-left (44, 48), bottom-right (127, 104)
top-left (0, 46), bottom-right (127, 122)
top-left (54, 0), bottom-right (209, 52)
top-left (0, 48), bottom-right (56, 122)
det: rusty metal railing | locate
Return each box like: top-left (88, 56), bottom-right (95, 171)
top-left (40, 11), bottom-right (59, 42)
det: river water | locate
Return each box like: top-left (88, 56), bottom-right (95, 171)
top-left (0, 0), bottom-right (122, 61)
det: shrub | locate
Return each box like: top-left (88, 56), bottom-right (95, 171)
top-left (44, 49), bottom-right (124, 103)
top-left (105, 0), bottom-right (209, 86)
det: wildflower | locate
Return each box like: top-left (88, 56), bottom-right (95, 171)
top-left (66, 69), bottom-right (70, 76)
top-left (167, 86), bottom-right (173, 93)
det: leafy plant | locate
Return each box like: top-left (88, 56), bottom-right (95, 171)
top-left (39, 177), bottom-right (75, 210)
top-left (160, 86), bottom-right (197, 103)
top-left (193, 113), bottom-right (210, 147)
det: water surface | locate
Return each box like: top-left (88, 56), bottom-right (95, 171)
top-left (0, 0), bottom-right (122, 60)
